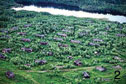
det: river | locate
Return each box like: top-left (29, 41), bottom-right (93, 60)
top-left (12, 5), bottom-right (126, 23)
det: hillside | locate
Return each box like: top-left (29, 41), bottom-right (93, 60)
top-left (0, 0), bottom-right (126, 84)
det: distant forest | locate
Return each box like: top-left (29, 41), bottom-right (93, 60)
top-left (15, 0), bottom-right (126, 15)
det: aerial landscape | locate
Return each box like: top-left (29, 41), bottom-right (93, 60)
top-left (0, 0), bottom-right (126, 84)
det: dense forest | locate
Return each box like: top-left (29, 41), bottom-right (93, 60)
top-left (15, 0), bottom-right (126, 15)
top-left (0, 0), bottom-right (126, 84)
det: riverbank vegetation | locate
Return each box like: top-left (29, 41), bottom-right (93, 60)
top-left (0, 0), bottom-right (126, 84)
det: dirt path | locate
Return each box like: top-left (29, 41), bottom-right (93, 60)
top-left (26, 66), bottom-right (95, 73)
top-left (21, 74), bottom-right (40, 84)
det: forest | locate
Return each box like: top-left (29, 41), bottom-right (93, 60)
top-left (0, 0), bottom-right (126, 84)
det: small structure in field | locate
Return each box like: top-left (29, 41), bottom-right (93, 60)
top-left (35, 60), bottom-right (47, 65)
top-left (57, 33), bottom-right (67, 37)
top-left (18, 32), bottom-right (26, 35)
top-left (40, 42), bottom-right (48, 45)
top-left (21, 38), bottom-right (31, 42)
top-left (116, 34), bottom-right (125, 37)
top-left (24, 24), bottom-right (32, 28)
top-left (11, 27), bottom-right (18, 31)
top-left (96, 66), bottom-right (106, 72)
top-left (48, 52), bottom-right (53, 56)
top-left (6, 71), bottom-right (15, 79)
top-left (74, 60), bottom-right (82, 66)
top-left (54, 37), bottom-right (63, 41)
top-left (71, 40), bottom-right (81, 44)
top-left (67, 56), bottom-right (73, 60)
top-left (2, 48), bottom-right (11, 53)
top-left (35, 34), bottom-right (45, 38)
top-left (83, 72), bottom-right (90, 78)
top-left (93, 38), bottom-right (103, 42)
top-left (88, 42), bottom-right (100, 46)
top-left (0, 53), bottom-right (6, 59)
top-left (21, 47), bottom-right (33, 52)
top-left (58, 43), bottom-right (68, 47)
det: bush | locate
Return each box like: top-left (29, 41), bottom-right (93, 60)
top-left (40, 64), bottom-right (53, 70)
top-left (18, 65), bottom-right (31, 70)
top-left (10, 57), bottom-right (23, 65)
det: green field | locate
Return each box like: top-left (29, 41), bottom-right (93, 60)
top-left (0, 0), bottom-right (126, 84)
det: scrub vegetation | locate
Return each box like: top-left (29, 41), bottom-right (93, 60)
top-left (0, 0), bottom-right (126, 84)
